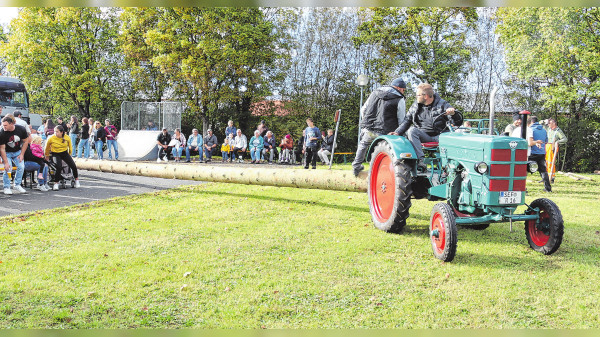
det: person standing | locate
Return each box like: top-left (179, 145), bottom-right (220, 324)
top-left (13, 110), bottom-right (31, 136)
top-left (504, 112), bottom-right (522, 136)
top-left (67, 115), bottom-right (79, 157)
top-left (542, 118), bottom-right (568, 183)
top-left (0, 114), bottom-right (30, 194)
top-left (225, 120), bottom-right (237, 139)
top-left (527, 116), bottom-right (552, 192)
top-left (303, 118), bottom-right (320, 170)
top-left (77, 117), bottom-right (90, 158)
top-left (56, 116), bottom-right (68, 131)
top-left (352, 78), bottom-right (406, 176)
top-left (104, 119), bottom-right (119, 160)
top-left (391, 83), bottom-right (461, 172)
top-left (93, 121), bottom-right (107, 160)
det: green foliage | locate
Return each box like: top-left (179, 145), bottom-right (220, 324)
top-left (354, 8), bottom-right (478, 100)
top-left (136, 8), bottom-right (281, 133)
top-left (0, 8), bottom-right (122, 119)
top-left (496, 8), bottom-right (600, 172)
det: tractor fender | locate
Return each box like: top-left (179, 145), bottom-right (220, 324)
top-left (366, 135), bottom-right (418, 163)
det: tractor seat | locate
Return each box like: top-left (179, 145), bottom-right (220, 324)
top-left (422, 142), bottom-right (439, 149)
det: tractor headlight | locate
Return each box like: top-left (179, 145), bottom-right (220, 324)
top-left (475, 161), bottom-right (488, 174)
top-left (528, 161), bottom-right (538, 173)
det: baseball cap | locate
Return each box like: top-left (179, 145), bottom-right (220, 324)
top-left (391, 78), bottom-right (406, 89)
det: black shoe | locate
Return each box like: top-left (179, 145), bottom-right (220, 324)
top-left (185, 160), bottom-right (191, 163)
top-left (353, 166), bottom-right (364, 177)
top-left (312, 166), bottom-right (316, 169)
top-left (304, 166), bottom-right (308, 169)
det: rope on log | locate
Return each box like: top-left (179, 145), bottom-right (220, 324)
top-left (74, 159), bottom-right (368, 192)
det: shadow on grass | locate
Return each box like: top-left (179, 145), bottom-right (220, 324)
top-left (191, 189), bottom-right (370, 214)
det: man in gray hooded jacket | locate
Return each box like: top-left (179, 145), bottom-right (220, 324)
top-left (352, 78), bottom-right (406, 176)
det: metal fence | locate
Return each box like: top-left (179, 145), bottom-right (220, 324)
top-left (120, 101), bottom-right (183, 131)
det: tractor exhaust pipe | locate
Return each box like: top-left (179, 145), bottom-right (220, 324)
top-left (489, 86), bottom-right (498, 135)
top-left (520, 110), bottom-right (531, 139)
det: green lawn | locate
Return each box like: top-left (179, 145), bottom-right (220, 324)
top-left (0, 172), bottom-right (599, 328)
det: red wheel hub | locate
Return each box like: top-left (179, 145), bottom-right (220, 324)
top-left (527, 210), bottom-right (550, 246)
top-left (370, 152), bottom-right (395, 222)
top-left (431, 212), bottom-right (446, 254)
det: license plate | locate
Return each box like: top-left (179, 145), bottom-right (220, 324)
top-left (499, 191), bottom-right (521, 204)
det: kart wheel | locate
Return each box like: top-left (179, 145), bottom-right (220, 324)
top-left (525, 198), bottom-right (563, 255)
top-left (367, 142), bottom-right (412, 233)
top-left (430, 203), bottom-right (458, 262)
top-left (71, 180), bottom-right (75, 188)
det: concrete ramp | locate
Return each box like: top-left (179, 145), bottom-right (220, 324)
top-left (116, 130), bottom-right (161, 161)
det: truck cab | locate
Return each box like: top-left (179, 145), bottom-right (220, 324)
top-left (0, 76), bottom-right (30, 123)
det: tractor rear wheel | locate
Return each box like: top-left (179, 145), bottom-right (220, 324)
top-left (430, 203), bottom-right (458, 262)
top-left (367, 142), bottom-right (412, 233)
top-left (525, 198), bottom-right (563, 255)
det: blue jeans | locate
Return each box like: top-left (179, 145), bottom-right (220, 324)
top-left (250, 148), bottom-right (261, 161)
top-left (203, 147), bottom-right (214, 160)
top-left (107, 139), bottom-right (118, 160)
top-left (221, 151), bottom-right (229, 160)
top-left (2, 150), bottom-right (24, 189)
top-left (185, 146), bottom-right (200, 161)
top-left (77, 138), bottom-right (90, 158)
top-left (70, 133), bottom-right (78, 156)
top-left (95, 141), bottom-right (104, 159)
top-left (171, 147), bottom-right (183, 158)
top-left (24, 161), bottom-right (48, 185)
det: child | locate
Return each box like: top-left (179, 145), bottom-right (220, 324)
top-left (221, 138), bottom-right (231, 162)
top-left (228, 133), bottom-right (235, 162)
top-left (27, 136), bottom-right (50, 191)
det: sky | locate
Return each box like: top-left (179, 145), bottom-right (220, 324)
top-left (0, 7), bottom-right (18, 25)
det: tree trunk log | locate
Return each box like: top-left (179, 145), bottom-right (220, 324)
top-left (74, 159), bottom-right (367, 192)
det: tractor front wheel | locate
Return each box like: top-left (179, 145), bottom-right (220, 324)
top-left (430, 203), bottom-right (458, 262)
top-left (525, 198), bottom-right (564, 255)
top-left (367, 142), bottom-right (412, 233)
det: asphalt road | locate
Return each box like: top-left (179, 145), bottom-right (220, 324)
top-left (0, 170), bottom-right (204, 218)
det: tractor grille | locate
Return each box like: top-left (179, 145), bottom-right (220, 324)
top-left (489, 149), bottom-right (527, 192)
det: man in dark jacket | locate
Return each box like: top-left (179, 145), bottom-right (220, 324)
top-left (352, 77), bottom-right (406, 176)
top-left (392, 83), bottom-right (461, 171)
top-left (156, 127), bottom-right (172, 162)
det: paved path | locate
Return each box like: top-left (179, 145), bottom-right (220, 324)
top-left (0, 170), bottom-right (204, 218)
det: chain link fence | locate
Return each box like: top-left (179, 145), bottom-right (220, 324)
top-left (120, 101), bottom-right (183, 131)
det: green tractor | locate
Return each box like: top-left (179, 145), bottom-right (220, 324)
top-left (366, 114), bottom-right (564, 262)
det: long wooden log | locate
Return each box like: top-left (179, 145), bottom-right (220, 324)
top-left (74, 159), bottom-right (368, 192)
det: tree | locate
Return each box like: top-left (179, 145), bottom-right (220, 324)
top-left (496, 8), bottom-right (600, 171)
top-left (354, 8), bottom-right (478, 101)
top-left (138, 8), bottom-right (281, 135)
top-left (119, 7), bottom-right (170, 103)
top-left (275, 8), bottom-right (374, 151)
top-left (0, 7), bottom-right (121, 118)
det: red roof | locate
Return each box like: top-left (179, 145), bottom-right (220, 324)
top-left (250, 100), bottom-right (292, 117)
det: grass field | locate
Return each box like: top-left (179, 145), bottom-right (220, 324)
top-left (1, 170), bottom-right (599, 328)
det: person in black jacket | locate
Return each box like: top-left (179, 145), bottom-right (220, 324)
top-left (92, 121), bottom-right (107, 160)
top-left (352, 77), bottom-right (406, 176)
top-left (318, 129), bottom-right (335, 165)
top-left (391, 83), bottom-right (462, 171)
top-left (156, 127), bottom-right (172, 162)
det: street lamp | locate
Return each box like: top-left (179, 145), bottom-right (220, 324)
top-left (355, 74), bottom-right (369, 145)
